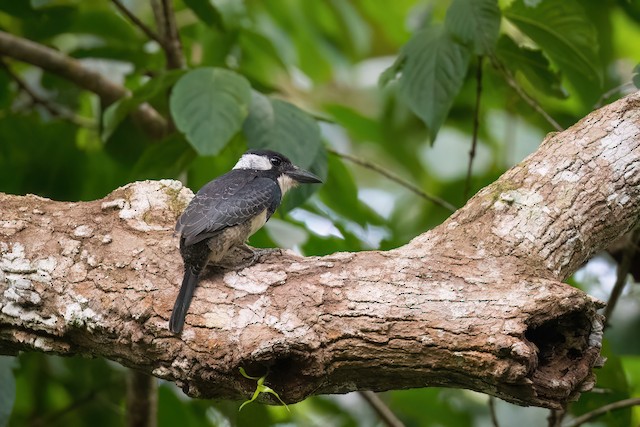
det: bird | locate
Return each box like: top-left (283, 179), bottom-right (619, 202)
top-left (169, 149), bottom-right (322, 334)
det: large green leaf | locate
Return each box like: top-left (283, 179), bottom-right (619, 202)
top-left (445, 0), bottom-right (501, 55)
top-left (242, 92), bottom-right (322, 169)
top-left (235, 100), bottom-right (328, 215)
top-left (495, 35), bottom-right (566, 99)
top-left (384, 27), bottom-right (471, 142)
top-left (170, 67), bottom-right (252, 156)
top-left (130, 135), bottom-right (195, 181)
top-left (504, 0), bottom-right (602, 101)
top-left (0, 357), bottom-right (16, 427)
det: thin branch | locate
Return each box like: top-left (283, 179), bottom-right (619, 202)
top-left (562, 397), bottom-right (640, 427)
top-left (359, 391), bottom-right (405, 427)
top-left (488, 396), bottom-right (500, 427)
top-left (465, 55), bottom-right (484, 199)
top-left (594, 82), bottom-right (637, 109)
top-left (490, 56), bottom-right (563, 132)
top-left (126, 369), bottom-right (157, 427)
top-left (150, 0), bottom-right (166, 40)
top-left (111, 0), bottom-right (164, 46)
top-left (0, 57), bottom-right (96, 128)
top-left (603, 228), bottom-right (640, 324)
top-left (0, 30), bottom-right (167, 138)
top-left (548, 408), bottom-right (565, 427)
top-left (328, 148), bottom-right (458, 212)
top-left (159, 0), bottom-right (185, 69)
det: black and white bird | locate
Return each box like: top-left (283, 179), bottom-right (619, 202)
top-left (169, 149), bottom-right (322, 334)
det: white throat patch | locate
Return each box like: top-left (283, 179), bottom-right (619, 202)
top-left (233, 154), bottom-right (272, 170)
top-left (277, 174), bottom-right (297, 195)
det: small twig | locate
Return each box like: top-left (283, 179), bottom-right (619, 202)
top-left (603, 228), bottom-right (640, 324)
top-left (126, 369), bottom-right (157, 427)
top-left (159, 0), bottom-right (185, 69)
top-left (0, 30), bottom-right (167, 138)
top-left (0, 57), bottom-right (96, 128)
top-left (593, 82), bottom-right (636, 109)
top-left (488, 396), bottom-right (500, 427)
top-left (548, 408), bottom-right (565, 427)
top-left (359, 391), bottom-right (405, 427)
top-left (465, 55), bottom-right (484, 199)
top-left (111, 0), bottom-right (164, 46)
top-left (562, 397), bottom-right (640, 427)
top-left (328, 148), bottom-right (457, 212)
top-left (490, 56), bottom-right (563, 132)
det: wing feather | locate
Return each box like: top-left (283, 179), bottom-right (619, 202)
top-left (176, 170), bottom-right (281, 246)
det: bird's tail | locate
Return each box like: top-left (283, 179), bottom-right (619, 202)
top-left (169, 269), bottom-right (199, 334)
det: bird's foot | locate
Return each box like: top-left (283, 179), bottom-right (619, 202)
top-left (218, 245), bottom-right (281, 270)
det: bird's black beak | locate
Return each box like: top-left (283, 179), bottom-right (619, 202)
top-left (286, 165), bottom-right (323, 184)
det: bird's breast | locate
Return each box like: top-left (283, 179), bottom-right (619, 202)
top-left (248, 209), bottom-right (268, 236)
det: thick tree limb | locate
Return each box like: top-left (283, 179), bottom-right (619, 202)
top-left (0, 31), bottom-right (167, 138)
top-left (2, 92), bottom-right (640, 409)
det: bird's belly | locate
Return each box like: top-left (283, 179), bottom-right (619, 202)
top-left (206, 209), bottom-right (268, 263)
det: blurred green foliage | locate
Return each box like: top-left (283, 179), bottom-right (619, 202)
top-left (1, 0), bottom-right (639, 425)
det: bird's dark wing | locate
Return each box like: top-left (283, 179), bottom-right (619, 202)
top-left (176, 170), bottom-right (281, 246)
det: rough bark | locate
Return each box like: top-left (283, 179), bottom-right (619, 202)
top-left (1, 92), bottom-right (640, 409)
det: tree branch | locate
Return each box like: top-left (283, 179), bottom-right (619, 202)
top-left (0, 57), bottom-right (96, 128)
top-left (490, 56), bottom-right (564, 132)
top-left (158, 0), bottom-right (185, 69)
top-left (0, 31), bottom-right (167, 138)
top-left (111, 0), bottom-right (164, 46)
top-left (359, 391), bottom-right (405, 427)
top-left (2, 92), bottom-right (640, 409)
top-left (465, 55), bottom-right (484, 199)
top-left (126, 369), bottom-right (157, 427)
top-left (603, 228), bottom-right (640, 323)
top-left (562, 397), bottom-right (640, 427)
top-left (327, 148), bottom-right (457, 212)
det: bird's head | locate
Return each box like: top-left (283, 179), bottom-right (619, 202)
top-left (233, 149), bottom-right (322, 194)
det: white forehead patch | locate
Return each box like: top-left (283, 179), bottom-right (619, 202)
top-left (233, 154), bottom-right (272, 170)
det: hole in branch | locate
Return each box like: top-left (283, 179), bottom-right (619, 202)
top-left (525, 311), bottom-right (591, 367)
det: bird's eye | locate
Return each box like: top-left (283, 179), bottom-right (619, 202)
top-left (270, 156), bottom-right (282, 167)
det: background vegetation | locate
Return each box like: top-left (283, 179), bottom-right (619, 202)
top-left (1, 0), bottom-right (640, 425)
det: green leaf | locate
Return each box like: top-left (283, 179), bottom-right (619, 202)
top-left (130, 135), bottom-right (195, 180)
top-left (390, 27), bottom-right (471, 142)
top-left (0, 357), bottom-right (17, 427)
top-left (633, 63), bottom-right (640, 89)
top-left (445, 0), bottom-right (501, 55)
top-left (318, 155), bottom-right (363, 224)
top-left (495, 35), bottom-right (566, 99)
top-left (243, 92), bottom-right (322, 169)
top-left (237, 29), bottom-right (289, 86)
top-left (324, 104), bottom-right (382, 144)
top-left (238, 368), bottom-right (289, 412)
top-left (170, 67), bottom-right (252, 156)
top-left (69, 8), bottom-right (140, 43)
top-left (504, 0), bottom-right (602, 101)
top-left (569, 343), bottom-right (631, 427)
top-left (280, 146), bottom-right (327, 213)
top-left (102, 70), bottom-right (185, 142)
top-left (183, 0), bottom-right (224, 30)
